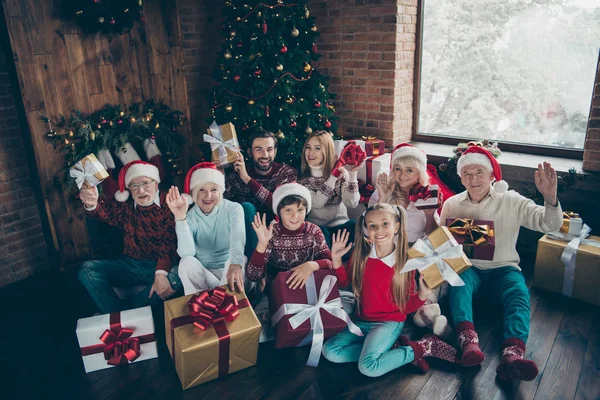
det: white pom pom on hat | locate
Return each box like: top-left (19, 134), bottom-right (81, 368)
top-left (115, 160), bottom-right (161, 202)
top-left (456, 146), bottom-right (507, 193)
top-left (182, 162), bottom-right (225, 205)
top-left (272, 182), bottom-right (312, 214)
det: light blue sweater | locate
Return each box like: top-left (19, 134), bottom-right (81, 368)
top-left (175, 199), bottom-right (246, 269)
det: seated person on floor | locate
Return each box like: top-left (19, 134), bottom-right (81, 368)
top-left (440, 146), bottom-right (562, 381)
top-left (78, 160), bottom-right (182, 314)
top-left (166, 162), bottom-right (247, 295)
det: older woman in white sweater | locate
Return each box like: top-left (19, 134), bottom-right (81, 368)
top-left (297, 131), bottom-right (360, 247)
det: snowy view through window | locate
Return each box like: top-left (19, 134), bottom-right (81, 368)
top-left (418, 0), bottom-right (600, 149)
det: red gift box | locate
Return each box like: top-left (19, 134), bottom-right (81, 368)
top-left (359, 137), bottom-right (385, 156)
top-left (446, 218), bottom-right (496, 260)
top-left (269, 270), bottom-right (362, 366)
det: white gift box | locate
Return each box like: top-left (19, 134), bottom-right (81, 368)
top-left (334, 139), bottom-right (366, 159)
top-left (357, 153), bottom-right (391, 185)
top-left (76, 306), bottom-right (158, 373)
top-left (413, 184), bottom-right (440, 210)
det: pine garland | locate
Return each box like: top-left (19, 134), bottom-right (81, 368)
top-left (63, 0), bottom-right (144, 35)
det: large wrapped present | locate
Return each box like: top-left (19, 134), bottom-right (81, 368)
top-left (269, 270), bottom-right (363, 366)
top-left (402, 226), bottom-right (473, 289)
top-left (410, 184), bottom-right (441, 210)
top-left (533, 226), bottom-right (600, 306)
top-left (204, 121), bottom-right (240, 166)
top-left (70, 154), bottom-right (109, 189)
top-left (559, 212), bottom-right (583, 235)
top-left (165, 287), bottom-right (261, 389)
top-left (77, 306), bottom-right (157, 373)
top-left (357, 153), bottom-right (392, 185)
top-left (446, 218), bottom-right (496, 260)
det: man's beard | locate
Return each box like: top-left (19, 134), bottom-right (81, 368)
top-left (253, 157), bottom-right (273, 172)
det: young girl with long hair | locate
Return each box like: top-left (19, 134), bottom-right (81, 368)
top-left (322, 204), bottom-right (457, 377)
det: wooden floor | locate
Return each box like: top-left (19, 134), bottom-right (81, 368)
top-left (1, 269), bottom-right (599, 400)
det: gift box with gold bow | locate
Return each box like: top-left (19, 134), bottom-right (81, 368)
top-left (446, 218), bottom-right (496, 260)
top-left (76, 306), bottom-right (157, 373)
top-left (404, 226), bottom-right (472, 289)
top-left (354, 136), bottom-right (385, 156)
top-left (164, 287), bottom-right (261, 390)
top-left (559, 212), bottom-right (584, 235)
top-left (70, 154), bottom-right (109, 189)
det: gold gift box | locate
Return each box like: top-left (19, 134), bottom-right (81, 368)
top-left (164, 288), bottom-right (261, 390)
top-left (70, 154), bottom-right (109, 188)
top-left (533, 234), bottom-right (600, 306)
top-left (408, 226), bottom-right (472, 289)
top-left (205, 122), bottom-right (239, 166)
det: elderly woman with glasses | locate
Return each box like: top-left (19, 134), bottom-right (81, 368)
top-left (77, 160), bottom-right (183, 314)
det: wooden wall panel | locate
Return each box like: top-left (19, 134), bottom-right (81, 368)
top-left (2, 0), bottom-right (192, 268)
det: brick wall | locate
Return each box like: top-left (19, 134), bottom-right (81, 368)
top-left (308, 0), bottom-right (418, 145)
top-left (583, 53), bottom-right (600, 172)
top-left (0, 50), bottom-right (49, 287)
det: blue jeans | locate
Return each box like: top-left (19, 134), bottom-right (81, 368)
top-left (449, 266), bottom-right (530, 342)
top-left (77, 256), bottom-right (182, 314)
top-left (320, 220), bottom-right (356, 249)
top-left (322, 320), bottom-right (414, 377)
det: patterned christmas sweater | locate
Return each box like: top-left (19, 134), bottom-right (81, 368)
top-left (298, 165), bottom-right (360, 227)
top-left (246, 221), bottom-right (333, 281)
top-left (224, 162), bottom-right (297, 217)
top-left (85, 192), bottom-right (177, 272)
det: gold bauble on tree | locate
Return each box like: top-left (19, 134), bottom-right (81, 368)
top-left (305, 127), bottom-right (313, 134)
top-left (276, 130), bottom-right (285, 139)
top-left (291, 27), bottom-right (299, 37)
top-left (311, 26), bottom-right (318, 32)
top-left (225, 105), bottom-right (233, 112)
top-left (248, 99), bottom-right (255, 105)
top-left (304, 63), bottom-right (312, 72)
top-left (224, 51), bottom-right (232, 60)
top-left (230, 30), bottom-right (236, 37)
top-left (276, 63), bottom-right (283, 72)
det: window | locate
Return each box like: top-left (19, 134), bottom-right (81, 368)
top-left (414, 0), bottom-right (600, 155)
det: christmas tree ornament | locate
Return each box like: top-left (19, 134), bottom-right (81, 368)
top-left (257, 11), bottom-right (262, 17)
top-left (69, 131), bottom-right (75, 137)
top-left (234, 74), bottom-right (241, 82)
top-left (314, 101), bottom-right (321, 108)
top-left (262, 22), bottom-right (268, 34)
top-left (305, 8), bottom-right (309, 18)
top-left (110, 19), bottom-right (116, 25)
top-left (276, 130), bottom-right (284, 139)
top-left (224, 51), bottom-right (232, 59)
top-left (151, 134), bottom-right (156, 140)
top-left (291, 27), bottom-right (299, 37)
top-left (303, 63), bottom-right (312, 72)
top-left (90, 131), bottom-right (96, 141)
top-left (305, 127), bottom-right (313, 134)
top-left (276, 63), bottom-right (283, 71)
top-left (225, 105), bottom-right (233, 112)
top-left (230, 30), bottom-right (236, 37)
top-left (280, 45), bottom-right (288, 54)
top-left (311, 26), bottom-right (317, 32)
top-left (64, 138), bottom-right (70, 145)
top-left (312, 43), bottom-right (318, 53)
top-left (254, 68), bottom-right (262, 77)
top-left (265, 106), bottom-right (270, 117)
top-left (117, 118), bottom-right (123, 124)
top-left (324, 120), bottom-right (332, 129)
top-left (97, 124), bottom-right (102, 129)
top-left (248, 99), bottom-right (255, 105)
top-left (120, 111), bottom-right (125, 116)
top-left (290, 121), bottom-right (297, 128)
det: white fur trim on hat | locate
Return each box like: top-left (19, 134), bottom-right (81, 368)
top-left (392, 146), bottom-right (427, 167)
top-left (189, 168), bottom-right (225, 195)
top-left (124, 163), bottom-right (161, 188)
top-left (456, 153), bottom-right (493, 176)
top-left (272, 183), bottom-right (312, 214)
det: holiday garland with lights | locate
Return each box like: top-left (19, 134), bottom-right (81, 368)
top-left (43, 100), bottom-right (186, 188)
top-left (63, 0), bottom-right (144, 34)
top-left (211, 0), bottom-right (337, 167)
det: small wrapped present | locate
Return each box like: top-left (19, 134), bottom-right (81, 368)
top-left (559, 212), bottom-right (583, 235)
top-left (204, 121), bottom-right (240, 167)
top-left (402, 226), bottom-right (472, 289)
top-left (70, 154), bottom-right (109, 189)
top-left (533, 225), bottom-right (600, 306)
top-left (269, 270), bottom-right (363, 366)
top-left (357, 153), bottom-right (392, 185)
top-left (165, 287), bottom-right (260, 389)
top-left (446, 218), bottom-right (496, 260)
top-left (334, 139), bottom-right (365, 159)
top-left (77, 306), bottom-right (157, 373)
top-left (357, 136), bottom-right (385, 156)
top-left (358, 179), bottom-right (375, 205)
top-left (410, 184), bottom-right (441, 210)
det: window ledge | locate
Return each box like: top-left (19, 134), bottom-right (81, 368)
top-left (411, 141), bottom-right (585, 174)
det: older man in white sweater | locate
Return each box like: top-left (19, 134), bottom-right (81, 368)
top-left (440, 146), bottom-right (562, 382)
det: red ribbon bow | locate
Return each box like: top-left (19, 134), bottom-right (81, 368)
top-left (100, 327), bottom-right (141, 366)
top-left (186, 287), bottom-right (241, 331)
top-left (334, 142), bottom-right (367, 170)
top-left (408, 184), bottom-right (434, 203)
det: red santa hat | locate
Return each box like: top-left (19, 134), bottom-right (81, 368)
top-left (182, 162), bottom-right (225, 205)
top-left (390, 143), bottom-right (427, 169)
top-left (114, 160), bottom-right (161, 202)
top-left (272, 182), bottom-right (312, 215)
top-left (456, 146), bottom-right (508, 193)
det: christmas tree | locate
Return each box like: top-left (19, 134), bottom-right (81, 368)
top-left (211, 0), bottom-right (337, 167)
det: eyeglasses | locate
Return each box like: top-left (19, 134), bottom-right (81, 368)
top-left (128, 180), bottom-right (155, 192)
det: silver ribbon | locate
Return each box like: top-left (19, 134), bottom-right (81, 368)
top-left (203, 121), bottom-right (239, 164)
top-left (70, 155), bottom-right (105, 189)
top-left (401, 236), bottom-right (466, 287)
top-left (271, 274), bottom-right (363, 367)
top-left (546, 225), bottom-right (600, 297)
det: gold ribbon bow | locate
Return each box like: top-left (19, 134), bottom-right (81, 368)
top-left (562, 211), bottom-right (580, 220)
top-left (447, 218), bottom-right (494, 246)
top-left (361, 135), bottom-right (377, 141)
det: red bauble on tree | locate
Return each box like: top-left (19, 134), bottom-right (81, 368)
top-left (254, 68), bottom-right (262, 77)
top-left (262, 21), bottom-right (268, 34)
top-left (280, 45), bottom-right (288, 54)
top-left (290, 121), bottom-right (297, 128)
top-left (314, 101), bottom-right (321, 108)
top-left (324, 120), bottom-right (332, 129)
top-left (234, 74), bottom-right (241, 82)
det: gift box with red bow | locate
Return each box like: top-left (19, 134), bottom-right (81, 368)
top-left (446, 218), bottom-right (496, 260)
top-left (269, 270), bottom-right (363, 366)
top-left (357, 153), bottom-right (392, 185)
top-left (76, 306), bottom-right (157, 373)
top-left (164, 287), bottom-right (261, 389)
top-left (410, 184), bottom-right (441, 210)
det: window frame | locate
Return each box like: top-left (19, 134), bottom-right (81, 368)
top-left (411, 0), bottom-right (585, 160)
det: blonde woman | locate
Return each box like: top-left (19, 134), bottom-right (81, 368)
top-left (298, 131), bottom-right (361, 247)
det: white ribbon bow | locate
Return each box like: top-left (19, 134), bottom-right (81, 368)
top-left (271, 274), bottom-right (363, 367)
top-left (546, 225), bottom-right (600, 297)
top-left (401, 236), bottom-right (466, 287)
top-left (203, 121), bottom-right (239, 164)
top-left (70, 156), bottom-right (105, 189)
